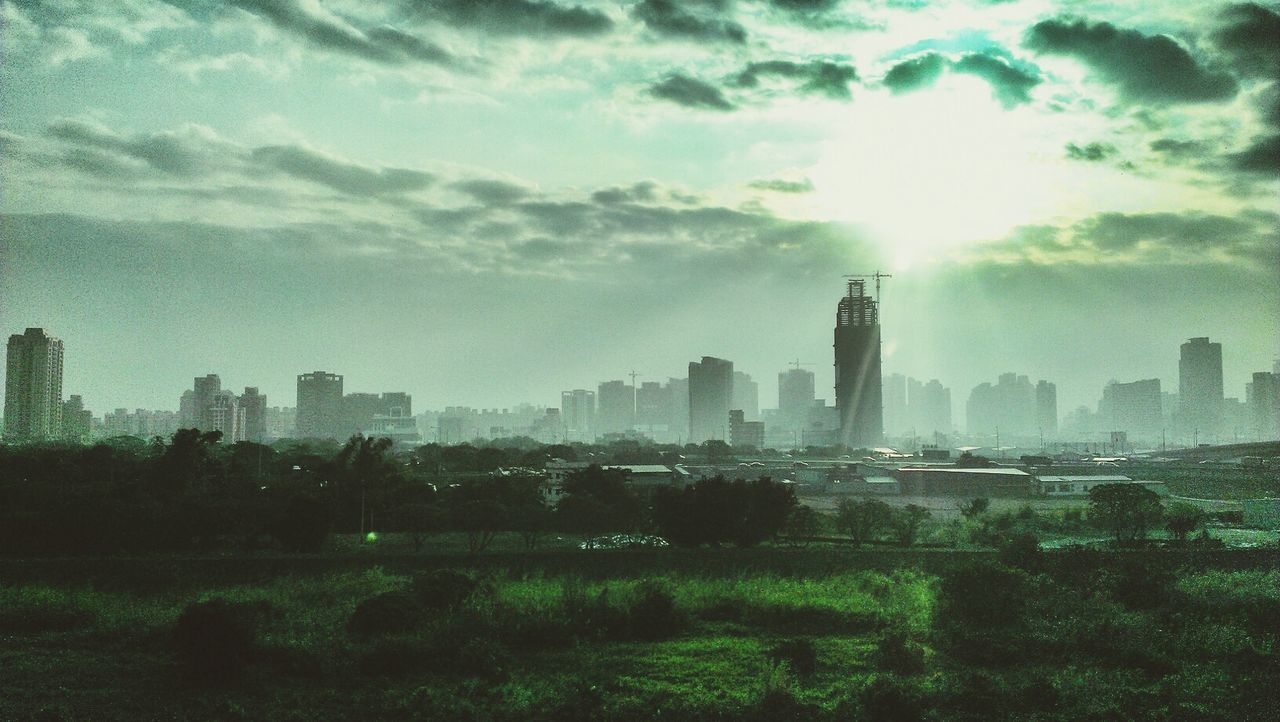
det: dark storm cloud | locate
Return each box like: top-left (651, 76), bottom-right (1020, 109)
top-left (251, 145), bottom-right (436, 196)
top-left (1230, 134), bottom-right (1280, 175)
top-left (1149, 138), bottom-right (1210, 159)
top-left (591, 182), bottom-right (659, 205)
top-left (1074, 211), bottom-right (1271, 252)
top-left (649, 74), bottom-right (736, 111)
top-left (1212, 3), bottom-right (1280, 78)
top-left (951, 53), bottom-right (1040, 107)
top-left (411, 0), bottom-right (613, 38)
top-left (882, 53), bottom-right (945, 93)
top-left (748, 178), bottom-right (814, 193)
top-left (1064, 142), bottom-right (1116, 162)
top-left (731, 60), bottom-right (858, 99)
top-left (451, 179), bottom-right (531, 204)
top-left (756, 0), bottom-right (873, 30)
top-left (633, 0), bottom-right (747, 44)
top-left (1024, 18), bottom-right (1237, 104)
top-left (229, 0), bottom-right (458, 67)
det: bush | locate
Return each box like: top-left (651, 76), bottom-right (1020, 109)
top-left (348, 591), bottom-right (423, 636)
top-left (872, 628), bottom-right (925, 676)
top-left (455, 637), bottom-right (513, 680)
top-left (768, 638), bottom-right (817, 677)
top-left (411, 569), bottom-right (479, 612)
top-left (626, 579), bottom-right (682, 640)
top-left (357, 636), bottom-right (432, 677)
top-left (997, 531), bottom-right (1042, 572)
top-left (859, 675), bottom-right (926, 722)
top-left (171, 598), bottom-right (265, 683)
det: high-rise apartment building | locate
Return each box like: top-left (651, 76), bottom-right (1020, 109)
top-left (240, 387), bottom-right (267, 442)
top-left (883, 373), bottom-right (908, 437)
top-left (912, 379), bottom-right (953, 437)
top-left (1099, 379), bottom-right (1163, 440)
top-left (4, 328), bottom-right (64, 441)
top-left (833, 280), bottom-right (882, 448)
top-left (296, 371), bottom-right (344, 439)
top-left (206, 389), bottom-right (244, 442)
top-left (732, 371), bottom-right (759, 422)
top-left (1035, 380), bottom-right (1058, 438)
top-left (61, 394), bottom-right (93, 443)
top-left (689, 356), bottom-right (733, 443)
top-left (778, 367), bottom-right (815, 434)
top-left (596, 380), bottom-right (635, 435)
top-left (1247, 371), bottom-right (1279, 440)
top-left (1179, 337), bottom-right (1223, 437)
top-left (560, 389), bottom-right (596, 442)
top-left (966, 373), bottom-right (1037, 438)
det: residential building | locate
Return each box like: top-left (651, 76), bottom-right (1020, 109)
top-left (240, 387), bottom-right (267, 442)
top-left (61, 394), bottom-right (92, 443)
top-left (1036, 380), bottom-right (1058, 439)
top-left (732, 371), bottom-right (759, 422)
top-left (1099, 378), bottom-right (1163, 441)
top-left (1179, 337), bottom-right (1223, 438)
top-left (689, 356), bottom-right (733, 443)
top-left (729, 409), bottom-right (764, 449)
top-left (597, 380), bottom-right (635, 435)
top-left (296, 371), bottom-right (343, 439)
top-left (4, 328), bottom-right (64, 441)
top-left (560, 389), bottom-right (595, 442)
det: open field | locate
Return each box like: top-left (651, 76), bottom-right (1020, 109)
top-left (2, 548), bottom-right (1278, 721)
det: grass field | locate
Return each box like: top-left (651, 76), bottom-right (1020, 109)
top-left (2, 549), bottom-right (1278, 721)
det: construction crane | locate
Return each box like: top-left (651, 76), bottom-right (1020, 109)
top-left (788, 359), bottom-right (815, 370)
top-left (842, 271), bottom-right (893, 304)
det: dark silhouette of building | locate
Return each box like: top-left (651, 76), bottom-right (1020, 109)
top-left (689, 356), bottom-right (733, 443)
top-left (240, 387), bottom-right (267, 442)
top-left (296, 370), bottom-right (343, 439)
top-left (1247, 371), bottom-right (1279, 440)
top-left (61, 394), bottom-right (92, 443)
top-left (1179, 337), bottom-right (1223, 438)
top-left (597, 379), bottom-right (635, 435)
top-left (1036, 380), bottom-right (1058, 438)
top-left (4, 328), bottom-right (64, 441)
top-left (1100, 378), bottom-right (1162, 441)
top-left (833, 280), bottom-right (882, 448)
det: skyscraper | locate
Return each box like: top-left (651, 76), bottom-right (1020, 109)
top-left (883, 373), bottom-right (908, 437)
top-left (240, 387), bottom-right (267, 442)
top-left (1099, 379), bottom-right (1163, 440)
top-left (911, 379), bottom-right (952, 437)
top-left (1035, 380), bottom-right (1058, 438)
top-left (833, 280), bottom-right (882, 448)
top-left (596, 380), bottom-right (635, 435)
top-left (1247, 372), bottom-right (1279, 440)
top-left (1179, 337), bottom-right (1223, 437)
top-left (732, 371), bottom-right (759, 422)
top-left (297, 371), bottom-right (344, 439)
top-left (560, 389), bottom-right (596, 442)
top-left (778, 367), bottom-right (815, 434)
top-left (4, 328), bottom-right (64, 441)
top-left (689, 356), bottom-right (733, 443)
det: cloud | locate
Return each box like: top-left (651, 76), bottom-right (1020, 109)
top-left (413, 0), bottom-right (613, 38)
top-left (1230, 134), bottom-right (1280, 175)
top-left (1149, 138), bottom-right (1209, 159)
top-left (882, 51), bottom-right (1038, 106)
top-left (1064, 142), bottom-right (1116, 162)
top-left (748, 177), bottom-right (814, 193)
top-left (229, 0), bottom-right (458, 68)
top-left (45, 119), bottom-right (238, 177)
top-left (632, 0), bottom-right (746, 44)
top-left (649, 74), bottom-right (735, 111)
top-left (731, 60), bottom-right (858, 99)
top-left (1212, 3), bottom-right (1280, 78)
top-left (591, 181), bottom-right (659, 205)
top-left (950, 53), bottom-right (1039, 107)
top-left (1024, 18), bottom-right (1238, 104)
top-left (451, 178), bottom-right (531, 204)
top-left (251, 145), bottom-right (436, 196)
top-left (757, 0), bottom-right (870, 30)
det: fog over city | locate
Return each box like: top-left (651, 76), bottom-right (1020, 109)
top-left (2, 0), bottom-right (1277, 418)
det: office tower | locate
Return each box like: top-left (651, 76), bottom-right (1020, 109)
top-left (732, 371), bottom-right (759, 422)
top-left (689, 356), bottom-right (733, 443)
top-left (1179, 337), bottom-right (1223, 437)
top-left (833, 280), bottom-right (882, 448)
top-left (1248, 372), bottom-right (1280, 440)
top-left (340, 392), bottom-right (383, 437)
top-left (883, 373), bottom-right (908, 437)
top-left (1036, 380), bottom-right (1058, 438)
top-left (597, 380), bottom-right (635, 435)
top-left (914, 379), bottom-right (953, 436)
top-left (635, 381), bottom-right (668, 427)
top-left (381, 392), bottom-right (412, 417)
top-left (183, 374), bottom-right (221, 429)
top-left (240, 387), bottom-right (267, 442)
top-left (4, 328), bottom-right (64, 441)
top-left (560, 389), bottom-right (596, 441)
top-left (778, 367), bottom-right (815, 433)
top-left (966, 373), bottom-right (1035, 437)
top-left (61, 394), bottom-right (92, 443)
top-left (1099, 379), bottom-right (1163, 440)
top-left (296, 371), bottom-right (343, 439)
top-left (206, 389), bottom-right (244, 442)
top-left (729, 409), bottom-right (765, 449)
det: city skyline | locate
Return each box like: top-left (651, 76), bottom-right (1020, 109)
top-left (2, 1), bottom-right (1278, 420)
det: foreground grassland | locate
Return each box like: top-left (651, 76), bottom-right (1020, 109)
top-left (1, 553), bottom-right (1278, 721)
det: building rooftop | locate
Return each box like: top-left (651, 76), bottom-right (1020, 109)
top-left (897, 467), bottom-right (1031, 476)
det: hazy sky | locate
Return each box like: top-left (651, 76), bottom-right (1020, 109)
top-left (2, 0), bottom-right (1277, 423)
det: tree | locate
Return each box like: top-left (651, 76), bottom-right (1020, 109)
top-left (335, 435), bottom-right (396, 539)
top-left (958, 497), bottom-right (990, 519)
top-left (782, 506), bottom-right (822, 546)
top-left (1164, 502), bottom-right (1203, 544)
top-left (890, 504), bottom-right (931, 547)
top-left (835, 497), bottom-right (892, 547)
top-left (556, 465), bottom-right (642, 538)
top-left (389, 503), bottom-right (442, 551)
top-left (1088, 483), bottom-right (1164, 545)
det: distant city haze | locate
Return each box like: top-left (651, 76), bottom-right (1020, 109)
top-left (1, 0), bottom-right (1277, 424)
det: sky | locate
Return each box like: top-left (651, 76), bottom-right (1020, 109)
top-left (1, 0), bottom-right (1278, 424)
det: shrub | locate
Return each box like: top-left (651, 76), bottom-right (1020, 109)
top-left (455, 637), bottom-right (513, 680)
top-left (411, 569), bottom-right (479, 612)
top-left (997, 531), bottom-right (1042, 572)
top-left (768, 638), bottom-right (818, 677)
top-left (626, 579), bottom-right (682, 640)
top-left (171, 598), bottom-right (265, 683)
top-left (872, 628), bottom-right (925, 676)
top-left (357, 636), bottom-right (432, 677)
top-left (348, 591), bottom-right (423, 636)
top-left (859, 675), bottom-right (926, 722)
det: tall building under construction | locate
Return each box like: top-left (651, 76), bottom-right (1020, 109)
top-left (834, 280), bottom-right (882, 448)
